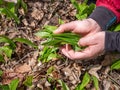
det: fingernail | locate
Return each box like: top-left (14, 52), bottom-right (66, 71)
top-left (53, 28), bottom-right (61, 34)
top-left (53, 29), bottom-right (58, 33)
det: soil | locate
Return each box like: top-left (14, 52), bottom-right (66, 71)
top-left (0, 0), bottom-right (120, 90)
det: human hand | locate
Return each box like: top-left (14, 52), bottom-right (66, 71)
top-left (60, 32), bottom-right (105, 60)
top-left (54, 18), bottom-right (101, 36)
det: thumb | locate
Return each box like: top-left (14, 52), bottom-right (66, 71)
top-left (54, 21), bottom-right (77, 34)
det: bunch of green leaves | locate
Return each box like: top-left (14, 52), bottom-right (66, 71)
top-left (35, 25), bottom-right (82, 63)
top-left (35, 25), bottom-right (81, 50)
top-left (0, 35), bottom-right (37, 62)
top-left (0, 0), bottom-right (27, 24)
top-left (75, 72), bottom-right (99, 90)
top-left (0, 79), bottom-right (19, 90)
top-left (71, 0), bottom-right (95, 20)
top-left (38, 46), bottom-right (59, 63)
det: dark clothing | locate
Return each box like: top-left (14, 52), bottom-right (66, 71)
top-left (105, 31), bottom-right (120, 52)
top-left (89, 0), bottom-right (120, 52)
top-left (89, 6), bottom-right (117, 30)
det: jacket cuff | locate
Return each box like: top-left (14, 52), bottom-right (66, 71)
top-left (89, 6), bottom-right (117, 30)
top-left (105, 31), bottom-right (120, 52)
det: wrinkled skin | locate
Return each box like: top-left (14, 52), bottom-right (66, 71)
top-left (54, 18), bottom-right (105, 60)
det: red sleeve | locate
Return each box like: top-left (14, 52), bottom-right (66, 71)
top-left (96, 0), bottom-right (120, 22)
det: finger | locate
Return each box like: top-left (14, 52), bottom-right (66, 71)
top-left (61, 48), bottom-right (75, 59)
top-left (61, 46), bottom-right (98, 60)
top-left (78, 36), bottom-right (96, 47)
top-left (54, 21), bottom-right (77, 34)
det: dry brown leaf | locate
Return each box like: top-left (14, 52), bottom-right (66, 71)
top-left (2, 70), bottom-right (24, 84)
top-left (103, 80), bottom-right (111, 90)
top-left (88, 65), bottom-right (102, 80)
top-left (28, 51), bottom-right (39, 67)
top-left (31, 8), bottom-right (44, 20)
top-left (62, 66), bottom-right (72, 77)
top-left (52, 71), bottom-right (60, 79)
top-left (22, 19), bottom-right (29, 26)
top-left (15, 63), bottom-right (31, 73)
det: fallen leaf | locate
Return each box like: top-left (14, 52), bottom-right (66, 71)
top-left (22, 19), bottom-right (28, 26)
top-left (88, 65), bottom-right (102, 80)
top-left (103, 80), bottom-right (111, 90)
top-left (15, 63), bottom-right (31, 73)
top-left (31, 8), bottom-right (44, 20)
top-left (2, 70), bottom-right (24, 85)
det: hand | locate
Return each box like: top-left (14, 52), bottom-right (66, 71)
top-left (60, 32), bottom-right (105, 60)
top-left (54, 18), bottom-right (104, 60)
top-left (54, 18), bottom-right (102, 36)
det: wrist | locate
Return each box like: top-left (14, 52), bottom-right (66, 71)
top-left (86, 18), bottom-right (102, 32)
top-left (89, 6), bottom-right (117, 30)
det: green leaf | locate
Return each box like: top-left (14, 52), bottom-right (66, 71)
top-left (0, 36), bottom-right (16, 50)
top-left (35, 31), bottom-right (51, 38)
top-left (0, 55), bottom-right (4, 62)
top-left (114, 24), bottom-right (120, 31)
top-left (87, 3), bottom-right (96, 15)
top-left (17, 0), bottom-right (27, 12)
top-left (59, 18), bottom-right (64, 24)
top-left (0, 85), bottom-right (9, 90)
top-left (41, 32), bottom-right (80, 47)
top-left (75, 72), bottom-right (90, 90)
top-left (14, 38), bottom-right (37, 48)
top-left (44, 25), bottom-right (57, 33)
top-left (6, 2), bottom-right (15, 13)
top-left (70, 0), bottom-right (80, 12)
top-left (23, 76), bottom-right (33, 87)
top-left (58, 80), bottom-right (70, 90)
top-left (47, 53), bottom-right (57, 61)
top-left (92, 76), bottom-right (99, 90)
top-left (0, 70), bottom-right (3, 76)
top-left (47, 77), bottom-right (53, 83)
top-left (0, 8), bottom-right (4, 13)
top-left (38, 46), bottom-right (58, 63)
top-left (0, 46), bottom-right (13, 58)
top-left (9, 79), bottom-right (19, 90)
top-left (0, 0), bottom-right (3, 5)
top-left (47, 66), bottom-right (55, 75)
top-left (83, 0), bottom-right (88, 4)
top-left (1, 8), bottom-right (20, 24)
top-left (111, 60), bottom-right (120, 70)
top-left (76, 13), bottom-right (87, 20)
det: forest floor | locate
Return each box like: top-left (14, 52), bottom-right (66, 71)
top-left (0, 0), bottom-right (120, 90)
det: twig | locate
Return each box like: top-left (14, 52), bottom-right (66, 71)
top-left (11, 51), bottom-right (36, 68)
top-left (106, 74), bottom-right (120, 89)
